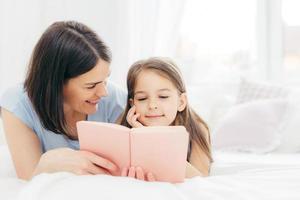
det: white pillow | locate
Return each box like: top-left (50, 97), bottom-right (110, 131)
top-left (0, 145), bottom-right (16, 178)
top-left (212, 99), bottom-right (289, 153)
top-left (187, 82), bottom-right (238, 131)
top-left (275, 90), bottom-right (300, 153)
top-left (236, 79), bottom-right (289, 104)
top-left (0, 118), bottom-right (6, 145)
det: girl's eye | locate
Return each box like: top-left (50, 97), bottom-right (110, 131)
top-left (137, 98), bottom-right (147, 101)
top-left (159, 96), bottom-right (169, 99)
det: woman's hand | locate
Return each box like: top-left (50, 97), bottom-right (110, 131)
top-left (32, 148), bottom-right (118, 177)
top-left (121, 166), bottom-right (155, 182)
top-left (126, 105), bottom-right (143, 128)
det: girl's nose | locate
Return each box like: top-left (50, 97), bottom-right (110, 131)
top-left (148, 101), bottom-right (158, 110)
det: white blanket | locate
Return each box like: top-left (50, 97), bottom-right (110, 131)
top-left (17, 168), bottom-right (300, 200)
top-left (1, 145), bottom-right (300, 200)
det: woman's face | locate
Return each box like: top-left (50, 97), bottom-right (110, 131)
top-left (63, 59), bottom-right (110, 115)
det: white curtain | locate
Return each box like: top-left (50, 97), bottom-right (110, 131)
top-left (99, 0), bottom-right (185, 88)
top-left (0, 0), bottom-right (185, 95)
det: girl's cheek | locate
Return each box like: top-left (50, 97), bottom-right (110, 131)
top-left (135, 106), bottom-right (143, 114)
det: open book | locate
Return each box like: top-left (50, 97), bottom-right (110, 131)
top-left (77, 121), bottom-right (189, 183)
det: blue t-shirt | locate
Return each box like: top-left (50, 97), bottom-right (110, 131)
top-left (0, 82), bottom-right (127, 152)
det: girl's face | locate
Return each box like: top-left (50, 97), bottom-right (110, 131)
top-left (132, 70), bottom-right (187, 126)
top-left (63, 59), bottom-right (110, 116)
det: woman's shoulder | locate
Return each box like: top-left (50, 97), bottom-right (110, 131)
top-left (107, 81), bottom-right (127, 97)
top-left (0, 84), bottom-right (36, 129)
top-left (0, 84), bottom-right (27, 109)
top-left (88, 81), bottom-right (127, 123)
top-left (102, 81), bottom-right (127, 105)
top-left (89, 81), bottom-right (127, 123)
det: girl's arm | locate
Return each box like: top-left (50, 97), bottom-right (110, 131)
top-left (188, 142), bottom-right (210, 176)
top-left (2, 109), bottom-right (118, 180)
top-left (187, 124), bottom-right (211, 177)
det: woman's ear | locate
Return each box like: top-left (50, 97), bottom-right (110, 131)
top-left (178, 93), bottom-right (187, 112)
top-left (129, 98), bottom-right (134, 107)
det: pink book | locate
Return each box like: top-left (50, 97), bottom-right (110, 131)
top-left (76, 121), bottom-right (189, 183)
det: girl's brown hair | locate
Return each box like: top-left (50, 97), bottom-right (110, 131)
top-left (119, 57), bottom-right (212, 162)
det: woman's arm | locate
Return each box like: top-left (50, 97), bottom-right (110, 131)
top-left (2, 109), bottom-right (119, 180)
top-left (2, 108), bottom-right (42, 180)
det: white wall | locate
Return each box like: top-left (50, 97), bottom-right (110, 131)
top-left (0, 119), bottom-right (5, 145)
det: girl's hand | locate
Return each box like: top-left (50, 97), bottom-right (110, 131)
top-left (33, 148), bottom-right (119, 177)
top-left (126, 105), bottom-right (143, 128)
top-left (121, 166), bottom-right (156, 181)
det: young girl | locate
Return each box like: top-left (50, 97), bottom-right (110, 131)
top-left (118, 57), bottom-right (212, 181)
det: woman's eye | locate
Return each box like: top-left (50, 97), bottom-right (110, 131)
top-left (87, 85), bottom-right (96, 89)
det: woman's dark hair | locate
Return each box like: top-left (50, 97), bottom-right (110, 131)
top-left (24, 21), bottom-right (111, 135)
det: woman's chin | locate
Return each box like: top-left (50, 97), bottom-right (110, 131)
top-left (84, 105), bottom-right (98, 115)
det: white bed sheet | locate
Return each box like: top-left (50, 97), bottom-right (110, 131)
top-left (1, 145), bottom-right (300, 200)
top-left (211, 150), bottom-right (300, 175)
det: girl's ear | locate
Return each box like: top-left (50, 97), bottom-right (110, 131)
top-left (178, 93), bottom-right (187, 112)
top-left (129, 98), bottom-right (134, 107)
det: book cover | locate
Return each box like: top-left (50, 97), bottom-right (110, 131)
top-left (77, 121), bottom-right (189, 183)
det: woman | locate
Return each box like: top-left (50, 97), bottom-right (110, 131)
top-left (0, 21), bottom-right (126, 180)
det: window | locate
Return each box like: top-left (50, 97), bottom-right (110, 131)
top-left (176, 0), bottom-right (257, 85)
top-left (282, 0), bottom-right (300, 81)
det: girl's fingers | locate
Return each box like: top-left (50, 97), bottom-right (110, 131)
top-left (132, 113), bottom-right (143, 128)
top-left (146, 172), bottom-right (156, 181)
top-left (132, 113), bottom-right (139, 125)
top-left (128, 106), bottom-right (136, 119)
top-left (132, 113), bottom-right (138, 121)
top-left (121, 167), bottom-right (129, 176)
top-left (127, 106), bottom-right (143, 128)
top-left (128, 166), bottom-right (136, 178)
top-left (126, 106), bottom-right (135, 126)
top-left (136, 167), bottom-right (145, 180)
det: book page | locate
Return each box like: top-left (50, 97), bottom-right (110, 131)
top-left (77, 121), bottom-right (131, 176)
top-left (130, 126), bottom-right (189, 183)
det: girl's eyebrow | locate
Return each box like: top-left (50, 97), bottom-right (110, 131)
top-left (158, 88), bottom-right (171, 92)
top-left (134, 91), bottom-right (145, 95)
top-left (134, 88), bottom-right (171, 95)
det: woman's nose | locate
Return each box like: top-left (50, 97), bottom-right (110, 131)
top-left (95, 84), bottom-right (108, 97)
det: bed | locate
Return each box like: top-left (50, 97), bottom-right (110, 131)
top-left (1, 144), bottom-right (299, 200)
top-left (1, 79), bottom-right (300, 199)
